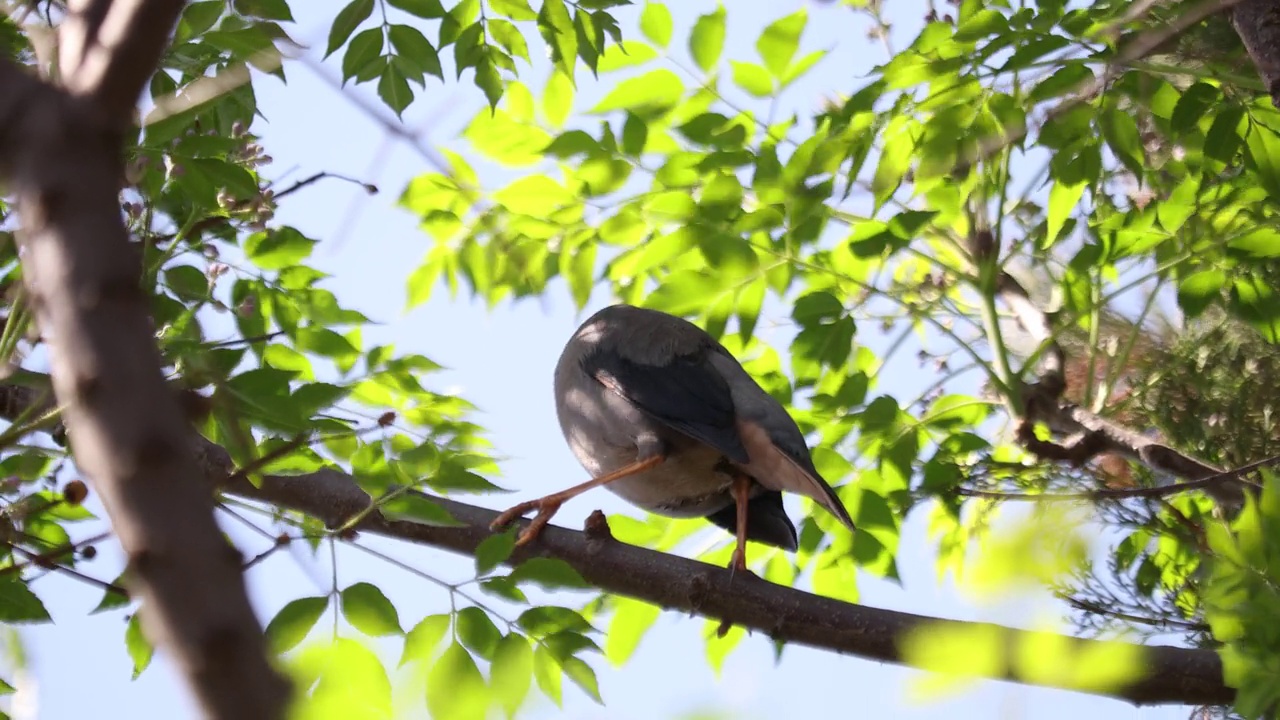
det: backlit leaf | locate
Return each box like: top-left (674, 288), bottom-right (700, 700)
top-left (688, 5), bottom-right (726, 73)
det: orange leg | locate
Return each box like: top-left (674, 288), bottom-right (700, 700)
top-left (490, 454), bottom-right (665, 547)
top-left (728, 473), bottom-right (752, 575)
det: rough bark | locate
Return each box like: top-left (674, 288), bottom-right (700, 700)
top-left (0, 1), bottom-right (291, 717)
top-left (1230, 0), bottom-right (1280, 107)
top-left (201, 438), bottom-right (1232, 707)
top-left (0, 381), bottom-right (1231, 707)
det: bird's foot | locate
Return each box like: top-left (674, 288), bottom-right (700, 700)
top-left (727, 548), bottom-right (756, 581)
top-left (490, 498), bottom-right (564, 547)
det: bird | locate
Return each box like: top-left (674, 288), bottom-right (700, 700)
top-left (490, 303), bottom-right (857, 572)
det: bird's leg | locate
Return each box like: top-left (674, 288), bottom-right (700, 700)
top-left (490, 454), bottom-right (665, 547)
top-left (728, 473), bottom-right (753, 577)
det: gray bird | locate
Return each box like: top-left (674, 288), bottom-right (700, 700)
top-left (490, 304), bottom-right (857, 571)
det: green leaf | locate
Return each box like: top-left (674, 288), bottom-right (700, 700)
top-left (175, 2), bottom-right (224, 42)
top-left (263, 344), bottom-right (313, 378)
top-left (597, 40), bottom-right (658, 73)
top-left (379, 494), bottom-right (464, 526)
top-left (1229, 228), bottom-right (1280, 257)
top-left (491, 634), bottom-right (534, 717)
top-left (605, 596), bottom-right (660, 666)
top-left (871, 121), bottom-right (914, 210)
top-left (491, 0), bottom-right (537, 20)
top-left (378, 57), bottom-right (414, 109)
top-left (289, 638), bottom-right (393, 718)
top-left (543, 70), bottom-right (575, 127)
top-left (1247, 123), bottom-right (1280, 200)
top-left (245, 227), bottom-right (317, 270)
top-left (688, 5), bottom-right (725, 73)
top-left (456, 606), bottom-right (502, 659)
top-left (342, 27), bottom-right (384, 82)
top-left (326, 0), bottom-right (374, 57)
top-left (562, 237), bottom-right (596, 309)
top-left (924, 394), bottom-right (990, 429)
top-left (401, 614), bottom-right (451, 666)
top-left (1046, 179), bottom-right (1085, 248)
top-left (639, 2), bottom-right (672, 48)
top-left (388, 0), bottom-right (445, 18)
top-left (341, 582), bottom-right (403, 636)
top-left (508, 557), bottom-right (590, 590)
top-left (756, 8), bottom-right (805, 77)
top-left (494, 175), bottom-right (574, 214)
top-left (296, 327), bottom-right (359, 359)
top-left (475, 56), bottom-right (505, 111)
top-left (265, 596), bottom-right (329, 654)
top-left (730, 60), bottom-right (773, 98)
top-left (164, 264), bottom-right (209, 300)
top-left (1099, 105), bottom-right (1144, 179)
top-left (1029, 64), bottom-right (1094, 103)
top-left (954, 8), bottom-right (1008, 41)
top-left (561, 655), bottom-right (602, 703)
top-left (781, 48), bottom-right (823, 87)
top-left (0, 579), bottom-right (50, 623)
top-left (427, 642), bottom-right (488, 719)
top-left (90, 576), bottom-right (131, 614)
top-left (389, 24), bottom-right (443, 80)
top-left (475, 530), bottom-right (517, 575)
top-left (1205, 107), bottom-right (1245, 162)
top-left (126, 613), bottom-right (153, 679)
top-left (480, 577), bottom-right (529, 603)
top-left (489, 19), bottom-right (530, 63)
top-left (1229, 276), bottom-right (1280, 342)
top-left (517, 606), bottom-right (592, 637)
top-left (1177, 269), bottom-right (1228, 316)
top-left (538, 0), bottom-right (577, 80)
top-left (1171, 82), bottom-right (1220, 134)
top-left (590, 68), bottom-right (683, 114)
top-left (233, 0), bottom-right (293, 20)
top-left (645, 270), bottom-right (725, 316)
top-left (453, 23), bottom-right (485, 75)
top-left (533, 643), bottom-right (563, 705)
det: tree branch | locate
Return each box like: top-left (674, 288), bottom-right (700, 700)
top-left (0, 373), bottom-right (1238, 707)
top-left (208, 446), bottom-right (1233, 706)
top-left (992, 260), bottom-right (1246, 507)
top-left (61, 0), bottom-right (187, 124)
top-left (0, 8), bottom-right (290, 717)
top-left (955, 452), bottom-right (1277, 501)
top-left (1229, 0), bottom-right (1280, 108)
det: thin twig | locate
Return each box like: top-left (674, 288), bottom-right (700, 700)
top-left (955, 453), bottom-right (1280, 502)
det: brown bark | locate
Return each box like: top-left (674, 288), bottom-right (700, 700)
top-left (206, 441), bottom-right (1233, 707)
top-left (1230, 0), bottom-right (1280, 107)
top-left (0, 374), bottom-right (1238, 707)
top-left (0, 1), bottom-right (291, 717)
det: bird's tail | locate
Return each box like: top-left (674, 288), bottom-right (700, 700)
top-left (704, 491), bottom-right (799, 551)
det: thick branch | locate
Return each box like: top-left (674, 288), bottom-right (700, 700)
top-left (0, 376), bottom-right (1235, 705)
top-left (0, 53), bottom-right (289, 720)
top-left (0, 375), bottom-right (1238, 707)
top-left (204, 448), bottom-right (1230, 707)
top-left (61, 0), bottom-right (187, 123)
top-left (1229, 0), bottom-right (1280, 108)
top-left (993, 261), bottom-right (1245, 506)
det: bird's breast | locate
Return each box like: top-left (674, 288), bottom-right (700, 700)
top-left (555, 359), bottom-right (742, 517)
top-left (603, 444), bottom-right (736, 517)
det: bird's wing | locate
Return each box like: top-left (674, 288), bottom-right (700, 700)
top-left (736, 419), bottom-right (857, 531)
top-left (582, 347), bottom-right (751, 465)
top-left (704, 350), bottom-right (857, 532)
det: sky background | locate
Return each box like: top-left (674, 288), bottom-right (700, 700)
top-left (11, 1), bottom-right (1201, 719)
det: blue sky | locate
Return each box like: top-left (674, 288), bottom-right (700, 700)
top-left (16, 1), bottom-right (1196, 718)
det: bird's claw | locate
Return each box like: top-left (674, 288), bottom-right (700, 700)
top-left (490, 498), bottom-right (563, 547)
top-left (727, 549), bottom-right (756, 581)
